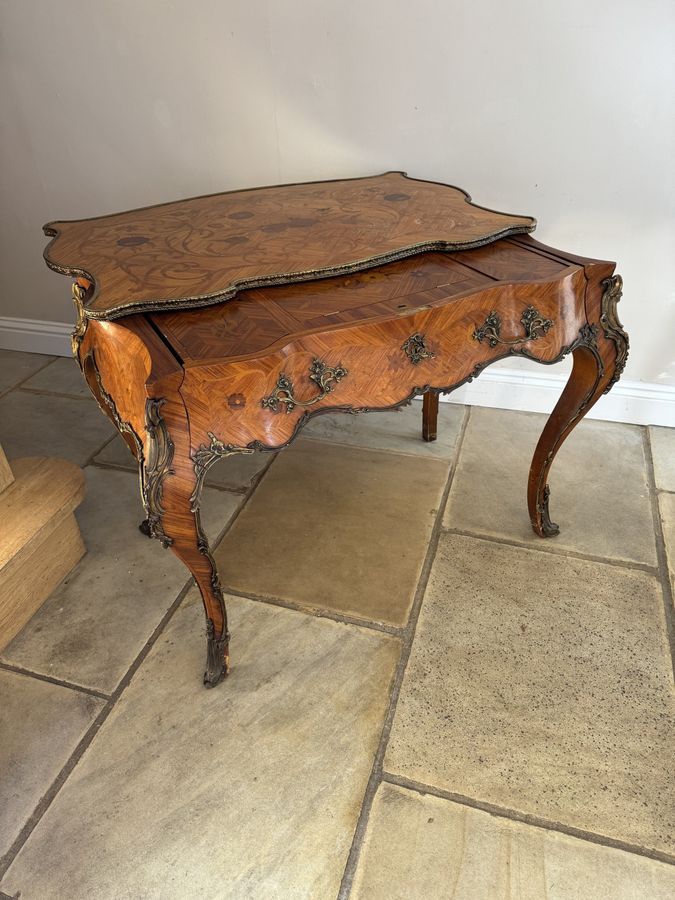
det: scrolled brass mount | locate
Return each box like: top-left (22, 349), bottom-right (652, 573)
top-left (261, 358), bottom-right (348, 414)
top-left (402, 332), bottom-right (436, 365)
top-left (473, 305), bottom-right (554, 348)
top-left (71, 281), bottom-right (87, 356)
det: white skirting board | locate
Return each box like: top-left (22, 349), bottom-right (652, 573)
top-left (0, 316), bottom-right (72, 357)
top-left (1, 316), bottom-right (673, 427)
top-left (434, 367), bottom-right (675, 428)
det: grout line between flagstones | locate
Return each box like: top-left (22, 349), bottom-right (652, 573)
top-left (0, 576), bottom-right (195, 881)
top-left (336, 404), bottom-right (473, 900)
top-left (442, 525), bottom-right (661, 576)
top-left (0, 436), bottom-right (282, 883)
top-left (0, 663), bottom-right (111, 702)
top-left (380, 771), bottom-right (675, 868)
top-left (221, 586), bottom-right (405, 637)
top-left (643, 429), bottom-right (675, 681)
top-left (296, 432), bottom-right (461, 463)
top-left (18, 386), bottom-right (92, 402)
top-left (88, 458), bottom-right (252, 497)
top-left (0, 356), bottom-right (58, 401)
top-left (338, 415), bottom-right (675, 895)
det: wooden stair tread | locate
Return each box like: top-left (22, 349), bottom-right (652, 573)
top-left (0, 457), bottom-right (86, 571)
top-left (0, 444), bottom-right (14, 493)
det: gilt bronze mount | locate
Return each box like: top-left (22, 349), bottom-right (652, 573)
top-left (261, 359), bottom-right (348, 413)
top-left (473, 305), bottom-right (554, 347)
top-left (402, 333), bottom-right (436, 365)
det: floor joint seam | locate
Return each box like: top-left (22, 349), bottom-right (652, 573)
top-left (209, 450), bottom-right (280, 553)
top-left (2, 356), bottom-right (57, 395)
top-left (380, 771), bottom-right (675, 868)
top-left (0, 662), bottom-right (111, 701)
top-left (441, 526), bottom-right (661, 575)
top-left (0, 574), bottom-right (196, 881)
top-left (1, 423), bottom-right (279, 883)
top-left (82, 433), bottom-right (121, 469)
top-left (336, 405), bottom-right (473, 900)
top-left (221, 586), bottom-right (405, 636)
top-left (17, 386), bottom-right (92, 402)
top-left (297, 432), bottom-right (455, 463)
top-left (642, 429), bottom-right (675, 680)
top-left (87, 460), bottom-right (251, 498)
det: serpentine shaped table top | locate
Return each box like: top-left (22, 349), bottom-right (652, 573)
top-left (42, 172), bottom-right (535, 320)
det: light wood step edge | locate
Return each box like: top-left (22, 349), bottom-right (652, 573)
top-left (0, 512), bottom-right (85, 651)
top-left (0, 457), bottom-right (86, 573)
top-left (0, 444), bottom-right (13, 493)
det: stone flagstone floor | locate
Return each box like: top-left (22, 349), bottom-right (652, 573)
top-left (0, 348), bottom-right (674, 899)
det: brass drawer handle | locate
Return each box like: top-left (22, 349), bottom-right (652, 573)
top-left (473, 305), bottom-right (554, 347)
top-left (261, 358), bottom-right (348, 413)
top-left (402, 332), bottom-right (436, 365)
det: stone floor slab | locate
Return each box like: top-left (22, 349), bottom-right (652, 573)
top-left (352, 782), bottom-right (675, 900)
top-left (650, 426), bottom-right (675, 493)
top-left (1, 468), bottom-right (241, 694)
top-left (385, 533), bottom-right (675, 855)
top-left (302, 399), bottom-right (464, 459)
top-left (214, 438), bottom-right (448, 627)
top-left (1, 592), bottom-right (399, 900)
top-left (22, 356), bottom-right (90, 398)
top-left (0, 391), bottom-right (115, 465)
top-left (0, 670), bottom-right (104, 859)
top-left (445, 407), bottom-right (656, 565)
top-left (95, 432), bottom-right (273, 492)
top-left (658, 491), bottom-right (675, 592)
top-left (0, 349), bottom-right (53, 394)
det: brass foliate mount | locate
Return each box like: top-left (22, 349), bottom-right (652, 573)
top-left (71, 281), bottom-right (88, 357)
top-left (473, 305), bottom-right (554, 348)
top-left (599, 274), bottom-right (628, 394)
top-left (402, 333), bottom-right (436, 365)
top-left (190, 433), bottom-right (254, 512)
top-left (261, 358), bottom-right (348, 414)
top-left (142, 398), bottom-right (175, 548)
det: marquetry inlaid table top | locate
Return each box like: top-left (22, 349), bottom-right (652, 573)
top-left (43, 172), bottom-right (535, 320)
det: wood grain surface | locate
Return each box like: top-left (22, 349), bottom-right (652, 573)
top-left (43, 172), bottom-right (535, 320)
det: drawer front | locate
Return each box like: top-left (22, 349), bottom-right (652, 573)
top-left (182, 268), bottom-right (587, 451)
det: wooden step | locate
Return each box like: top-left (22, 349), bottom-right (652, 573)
top-left (0, 457), bottom-right (86, 650)
top-left (0, 444), bottom-right (13, 493)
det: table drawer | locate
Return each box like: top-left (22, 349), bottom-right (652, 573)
top-left (182, 268), bottom-right (587, 451)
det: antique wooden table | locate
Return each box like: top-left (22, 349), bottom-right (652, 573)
top-left (42, 172), bottom-right (628, 687)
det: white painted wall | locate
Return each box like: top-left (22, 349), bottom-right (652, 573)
top-left (1, 1), bottom-right (674, 401)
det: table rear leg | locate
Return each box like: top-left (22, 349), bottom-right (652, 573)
top-left (422, 391), bottom-right (439, 442)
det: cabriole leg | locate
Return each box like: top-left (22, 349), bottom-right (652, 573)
top-left (528, 276), bottom-right (628, 537)
top-left (141, 396), bottom-right (231, 687)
